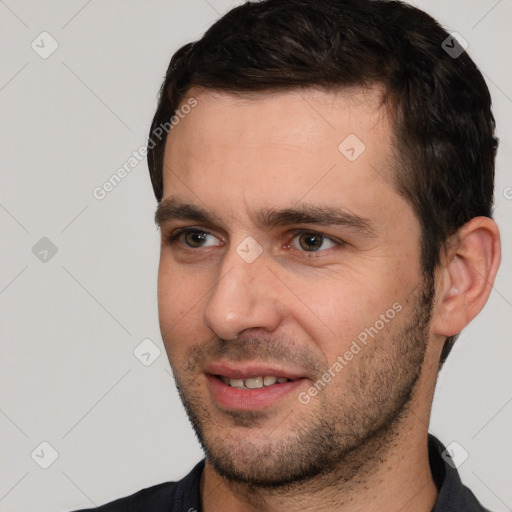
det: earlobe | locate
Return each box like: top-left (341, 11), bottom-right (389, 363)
top-left (432, 217), bottom-right (501, 337)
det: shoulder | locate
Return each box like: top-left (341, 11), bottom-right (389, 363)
top-left (428, 435), bottom-right (491, 512)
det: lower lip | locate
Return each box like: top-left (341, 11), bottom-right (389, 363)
top-left (205, 374), bottom-right (307, 411)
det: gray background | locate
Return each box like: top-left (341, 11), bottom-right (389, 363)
top-left (0, 1), bottom-right (510, 511)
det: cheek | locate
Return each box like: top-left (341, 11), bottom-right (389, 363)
top-left (157, 262), bottom-right (197, 337)
top-left (157, 260), bottom-right (213, 354)
top-left (158, 265), bottom-right (181, 324)
top-left (288, 268), bottom-right (409, 361)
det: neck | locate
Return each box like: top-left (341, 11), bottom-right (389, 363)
top-left (200, 416), bottom-right (438, 512)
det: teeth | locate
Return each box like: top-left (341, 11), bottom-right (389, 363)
top-left (227, 377), bottom-right (244, 388)
top-left (220, 375), bottom-right (291, 389)
top-left (263, 376), bottom-right (277, 386)
top-left (245, 377), bottom-right (263, 389)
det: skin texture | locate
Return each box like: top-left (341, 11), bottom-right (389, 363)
top-left (156, 86), bottom-right (501, 512)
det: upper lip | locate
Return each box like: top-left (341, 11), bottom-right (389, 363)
top-left (204, 361), bottom-right (307, 381)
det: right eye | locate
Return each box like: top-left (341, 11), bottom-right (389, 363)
top-left (167, 228), bottom-right (221, 249)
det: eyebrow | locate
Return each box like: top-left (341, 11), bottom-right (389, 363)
top-left (155, 198), bottom-right (376, 237)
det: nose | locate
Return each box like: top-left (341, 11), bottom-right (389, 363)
top-left (202, 243), bottom-right (282, 340)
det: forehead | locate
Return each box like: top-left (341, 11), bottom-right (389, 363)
top-left (169, 85), bottom-right (392, 151)
top-left (161, 86), bottom-right (403, 225)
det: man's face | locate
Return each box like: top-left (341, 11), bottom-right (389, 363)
top-left (156, 87), bottom-right (435, 486)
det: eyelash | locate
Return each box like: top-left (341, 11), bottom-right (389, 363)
top-left (166, 228), bottom-right (344, 255)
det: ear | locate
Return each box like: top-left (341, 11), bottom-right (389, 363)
top-left (432, 217), bottom-right (501, 337)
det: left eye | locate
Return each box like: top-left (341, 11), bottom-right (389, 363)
top-left (290, 232), bottom-right (337, 252)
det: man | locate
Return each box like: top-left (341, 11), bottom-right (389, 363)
top-left (77, 0), bottom-right (501, 510)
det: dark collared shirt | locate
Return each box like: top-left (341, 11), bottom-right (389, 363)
top-left (73, 434), bottom-right (490, 511)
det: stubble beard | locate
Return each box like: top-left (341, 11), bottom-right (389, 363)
top-left (168, 275), bottom-right (435, 490)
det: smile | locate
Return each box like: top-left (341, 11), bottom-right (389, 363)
top-left (219, 375), bottom-right (291, 389)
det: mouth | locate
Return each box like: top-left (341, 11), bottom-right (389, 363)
top-left (204, 362), bottom-right (309, 411)
top-left (217, 374), bottom-right (292, 389)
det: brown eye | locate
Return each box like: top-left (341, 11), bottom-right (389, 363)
top-left (293, 232), bottom-right (336, 252)
top-left (183, 231), bottom-right (208, 248)
top-left (169, 229), bottom-right (220, 248)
